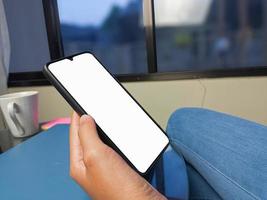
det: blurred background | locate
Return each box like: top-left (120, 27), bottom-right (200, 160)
top-left (1, 0), bottom-right (267, 131)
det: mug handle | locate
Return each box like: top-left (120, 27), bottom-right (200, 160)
top-left (7, 102), bottom-right (25, 136)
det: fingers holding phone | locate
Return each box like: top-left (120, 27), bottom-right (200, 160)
top-left (69, 112), bottom-right (166, 200)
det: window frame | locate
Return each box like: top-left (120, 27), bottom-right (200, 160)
top-left (8, 0), bottom-right (267, 87)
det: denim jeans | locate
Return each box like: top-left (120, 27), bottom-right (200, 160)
top-left (153, 108), bottom-right (267, 200)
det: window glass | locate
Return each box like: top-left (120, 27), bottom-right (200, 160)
top-left (154, 0), bottom-right (267, 72)
top-left (57, 0), bottom-right (148, 74)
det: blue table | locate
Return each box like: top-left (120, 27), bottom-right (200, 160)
top-left (0, 124), bottom-right (188, 200)
top-left (0, 125), bottom-right (89, 200)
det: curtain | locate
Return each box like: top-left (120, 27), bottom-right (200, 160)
top-left (0, 0), bottom-right (10, 94)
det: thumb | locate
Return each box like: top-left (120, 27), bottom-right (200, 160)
top-left (78, 115), bottom-right (103, 155)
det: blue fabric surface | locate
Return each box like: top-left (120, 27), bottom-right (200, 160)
top-left (168, 108), bottom-right (267, 199)
top-left (0, 125), bottom-right (89, 200)
top-left (151, 146), bottom-right (189, 199)
top-left (0, 124), bottom-right (189, 200)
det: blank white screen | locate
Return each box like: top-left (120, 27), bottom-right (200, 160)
top-left (48, 53), bottom-right (169, 173)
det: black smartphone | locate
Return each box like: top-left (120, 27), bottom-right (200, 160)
top-left (43, 52), bottom-right (169, 175)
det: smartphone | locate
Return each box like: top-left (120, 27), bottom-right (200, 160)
top-left (43, 52), bottom-right (169, 174)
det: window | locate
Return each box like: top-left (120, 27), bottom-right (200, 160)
top-left (8, 0), bottom-right (267, 87)
top-left (154, 0), bottom-right (267, 72)
top-left (57, 0), bottom-right (148, 74)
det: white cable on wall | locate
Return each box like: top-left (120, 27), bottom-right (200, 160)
top-left (198, 79), bottom-right (207, 107)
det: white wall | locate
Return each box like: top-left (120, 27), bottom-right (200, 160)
top-left (6, 76), bottom-right (267, 129)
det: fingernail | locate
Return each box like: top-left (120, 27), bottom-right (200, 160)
top-left (80, 115), bottom-right (90, 124)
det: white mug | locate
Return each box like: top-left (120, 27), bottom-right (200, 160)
top-left (0, 91), bottom-right (39, 138)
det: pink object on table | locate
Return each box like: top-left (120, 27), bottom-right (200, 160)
top-left (41, 118), bottom-right (71, 130)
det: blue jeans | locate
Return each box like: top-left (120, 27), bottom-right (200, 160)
top-left (152, 108), bottom-right (267, 200)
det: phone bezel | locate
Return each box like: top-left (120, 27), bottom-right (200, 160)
top-left (43, 51), bottom-right (169, 175)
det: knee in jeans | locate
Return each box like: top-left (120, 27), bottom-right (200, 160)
top-left (166, 108), bottom-right (193, 139)
top-left (166, 108), bottom-right (207, 142)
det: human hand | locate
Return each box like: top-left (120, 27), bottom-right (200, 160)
top-left (69, 112), bottom-right (166, 200)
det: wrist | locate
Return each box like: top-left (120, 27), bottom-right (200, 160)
top-left (133, 181), bottom-right (167, 200)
